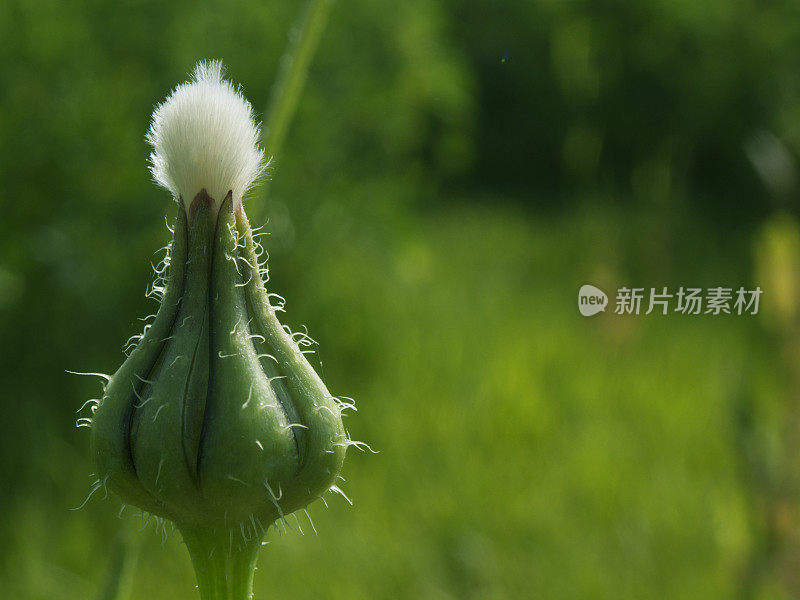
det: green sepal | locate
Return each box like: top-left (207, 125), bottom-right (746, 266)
top-left (237, 208), bottom-right (347, 515)
top-left (129, 192), bottom-right (215, 524)
top-left (90, 203), bottom-right (188, 516)
top-left (199, 195), bottom-right (297, 526)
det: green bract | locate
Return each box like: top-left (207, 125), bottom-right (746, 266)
top-left (88, 190), bottom-right (348, 598)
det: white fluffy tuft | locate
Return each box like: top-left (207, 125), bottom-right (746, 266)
top-left (147, 60), bottom-right (265, 206)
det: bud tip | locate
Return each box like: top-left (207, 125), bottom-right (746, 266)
top-left (147, 60), bottom-right (265, 207)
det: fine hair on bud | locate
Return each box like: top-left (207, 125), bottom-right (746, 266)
top-left (146, 60), bottom-right (265, 206)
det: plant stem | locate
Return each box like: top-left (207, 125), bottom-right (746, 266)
top-left (180, 526), bottom-right (264, 600)
top-left (256, 0), bottom-right (334, 208)
top-left (95, 520), bottom-right (142, 600)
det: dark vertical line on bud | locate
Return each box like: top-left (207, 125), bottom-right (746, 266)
top-left (163, 191), bottom-right (213, 490)
top-left (194, 191), bottom-right (231, 489)
top-left (127, 205), bottom-right (189, 485)
top-left (180, 301), bottom-right (209, 485)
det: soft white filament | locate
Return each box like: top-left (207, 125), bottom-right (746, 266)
top-left (147, 60), bottom-right (265, 206)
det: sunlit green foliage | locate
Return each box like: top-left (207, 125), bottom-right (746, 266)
top-left (1, 0), bottom-right (799, 598)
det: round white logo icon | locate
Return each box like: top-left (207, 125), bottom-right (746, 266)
top-left (578, 284), bottom-right (608, 316)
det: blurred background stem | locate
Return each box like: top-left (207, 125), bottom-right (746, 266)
top-left (94, 520), bottom-right (142, 600)
top-left (255, 0), bottom-right (334, 215)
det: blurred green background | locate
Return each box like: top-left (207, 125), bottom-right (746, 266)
top-left (4, 0), bottom-right (800, 598)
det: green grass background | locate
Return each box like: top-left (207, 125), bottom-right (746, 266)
top-left (3, 0), bottom-right (800, 598)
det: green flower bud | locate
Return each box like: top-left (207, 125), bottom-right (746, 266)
top-left (91, 190), bottom-right (347, 527)
top-left (81, 61), bottom-right (357, 600)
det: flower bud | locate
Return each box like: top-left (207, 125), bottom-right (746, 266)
top-left (85, 62), bottom-right (351, 570)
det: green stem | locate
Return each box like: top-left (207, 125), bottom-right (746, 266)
top-left (180, 526), bottom-right (264, 600)
top-left (255, 0), bottom-right (334, 210)
top-left (95, 520), bottom-right (142, 600)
